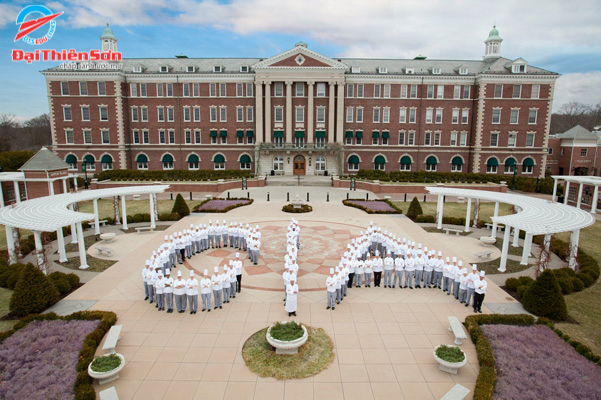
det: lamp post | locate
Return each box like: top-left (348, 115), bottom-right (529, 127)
top-left (82, 164), bottom-right (88, 189)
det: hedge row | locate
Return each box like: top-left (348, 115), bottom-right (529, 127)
top-left (344, 169), bottom-right (555, 194)
top-left (342, 199), bottom-right (403, 214)
top-left (192, 198), bottom-right (254, 213)
top-left (0, 311), bottom-right (118, 400)
top-left (282, 204), bottom-right (313, 213)
top-left (95, 169), bottom-right (253, 182)
top-left (0, 262), bottom-right (79, 296)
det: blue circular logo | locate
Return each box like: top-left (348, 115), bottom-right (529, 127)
top-left (15, 5), bottom-right (63, 45)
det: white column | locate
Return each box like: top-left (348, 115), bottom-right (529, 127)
top-left (56, 227), bottom-right (68, 263)
top-left (564, 182), bottom-right (570, 204)
top-left (498, 226), bottom-right (512, 272)
top-left (592, 185), bottom-right (599, 213)
top-left (285, 82), bottom-right (293, 144)
top-left (48, 180), bottom-right (55, 196)
top-left (5, 225), bottom-right (17, 265)
top-left (264, 83), bottom-right (271, 143)
top-left (69, 204), bottom-right (78, 244)
top-left (576, 183), bottom-right (584, 208)
top-left (540, 234), bottom-right (552, 271)
top-left (0, 184), bottom-right (4, 207)
top-left (521, 232), bottom-right (533, 265)
top-left (490, 201), bottom-right (500, 238)
top-left (328, 83), bottom-right (335, 143)
top-left (436, 194), bottom-right (443, 230)
top-left (74, 176), bottom-right (78, 191)
top-left (255, 83), bottom-right (263, 144)
top-left (62, 178), bottom-right (68, 193)
top-left (512, 227), bottom-right (520, 247)
top-left (152, 193), bottom-right (159, 221)
top-left (336, 82), bottom-right (345, 144)
top-left (33, 230), bottom-right (47, 274)
top-left (76, 222), bottom-right (89, 269)
top-left (552, 178), bottom-right (558, 201)
top-left (121, 195), bottom-right (128, 230)
top-left (569, 229), bottom-right (580, 270)
top-left (93, 199), bottom-right (101, 235)
top-left (307, 82), bottom-right (314, 144)
top-left (464, 197), bottom-right (472, 232)
top-left (13, 182), bottom-right (21, 203)
top-left (149, 194), bottom-right (156, 229)
top-left (472, 198), bottom-right (480, 228)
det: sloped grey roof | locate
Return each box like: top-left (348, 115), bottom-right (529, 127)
top-left (556, 125), bottom-right (598, 140)
top-left (19, 147), bottom-right (70, 171)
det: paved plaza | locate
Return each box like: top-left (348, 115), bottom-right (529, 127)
top-left (56, 187), bottom-right (523, 400)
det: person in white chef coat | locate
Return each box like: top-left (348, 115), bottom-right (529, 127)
top-left (285, 277), bottom-right (298, 317)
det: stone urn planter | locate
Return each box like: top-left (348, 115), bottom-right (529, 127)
top-left (433, 345), bottom-right (467, 374)
top-left (266, 321), bottom-right (308, 355)
top-left (88, 353), bottom-right (125, 385)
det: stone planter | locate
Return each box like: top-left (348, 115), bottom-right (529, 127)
top-left (88, 353), bottom-right (125, 385)
top-left (266, 322), bottom-right (308, 355)
top-left (433, 345), bottom-right (467, 374)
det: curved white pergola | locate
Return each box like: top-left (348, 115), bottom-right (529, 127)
top-left (426, 187), bottom-right (595, 272)
top-left (552, 175), bottom-right (601, 213)
top-left (0, 185), bottom-right (169, 272)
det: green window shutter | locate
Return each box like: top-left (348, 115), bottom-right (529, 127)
top-left (274, 130), bottom-right (284, 138)
top-left (505, 158), bottom-right (516, 167)
top-left (382, 131), bottom-right (390, 139)
top-left (210, 130), bottom-right (218, 137)
top-left (372, 131), bottom-right (380, 138)
top-left (345, 131), bottom-right (353, 138)
top-left (487, 157), bottom-right (499, 166)
top-left (246, 130), bottom-right (254, 137)
top-left (295, 131), bottom-right (305, 138)
top-left (316, 131), bottom-right (326, 138)
top-left (65, 155), bottom-right (77, 163)
top-left (426, 156), bottom-right (437, 165)
top-left (240, 154), bottom-right (251, 163)
top-left (348, 155), bottom-right (360, 164)
top-left (400, 156), bottom-right (412, 165)
top-left (236, 130), bottom-right (244, 137)
top-left (219, 130), bottom-right (227, 137)
top-left (187, 154), bottom-right (199, 163)
top-left (136, 154), bottom-right (148, 162)
top-left (374, 155), bottom-right (386, 164)
top-left (523, 158), bottom-right (534, 167)
top-left (355, 131), bottom-right (363, 138)
top-left (213, 154), bottom-right (225, 163)
top-left (162, 154), bottom-right (174, 163)
top-left (451, 156), bottom-right (463, 165)
top-left (100, 155), bottom-right (113, 163)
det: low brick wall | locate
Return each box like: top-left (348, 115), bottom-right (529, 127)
top-left (333, 177), bottom-right (508, 194)
top-left (90, 177), bottom-right (266, 192)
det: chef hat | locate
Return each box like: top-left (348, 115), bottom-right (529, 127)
top-left (335, 267), bottom-right (340, 272)
top-left (458, 260), bottom-right (463, 266)
top-left (145, 260), bottom-right (150, 265)
top-left (190, 270), bottom-right (194, 276)
top-left (177, 271), bottom-right (182, 277)
top-left (178, 231), bottom-right (182, 236)
top-left (360, 230), bottom-right (364, 235)
top-left (223, 220), bottom-right (226, 224)
top-left (446, 256), bottom-right (450, 262)
top-left (438, 251), bottom-right (443, 256)
top-left (190, 224), bottom-right (194, 228)
top-left (418, 243), bottom-right (422, 249)
top-left (480, 271), bottom-right (486, 277)
top-left (170, 235), bottom-right (173, 239)
top-left (472, 264), bottom-right (478, 270)
top-left (452, 256), bottom-right (457, 262)
top-left (158, 270), bottom-right (163, 275)
top-left (387, 251), bottom-right (391, 255)
top-left (370, 221), bottom-right (373, 225)
top-left (209, 219), bottom-right (212, 223)
top-left (403, 238), bottom-right (407, 243)
top-left (384, 230), bottom-right (388, 235)
top-left (246, 223), bottom-right (250, 227)
top-left (229, 260), bottom-right (234, 265)
top-left (214, 266), bottom-right (219, 273)
top-left (204, 269), bottom-right (208, 275)
top-left (164, 235), bottom-right (168, 240)
top-left (152, 250), bottom-right (157, 255)
top-left (424, 246), bottom-right (428, 252)
top-left (165, 269), bottom-right (170, 275)
top-left (462, 268), bottom-right (468, 274)
top-left (236, 252), bottom-right (240, 258)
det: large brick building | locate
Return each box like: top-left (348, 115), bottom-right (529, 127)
top-left (42, 25), bottom-right (558, 178)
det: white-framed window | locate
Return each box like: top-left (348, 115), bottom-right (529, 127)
top-left (101, 129), bottom-right (110, 144)
top-left (460, 132), bottom-right (467, 146)
top-left (211, 133), bottom-right (218, 145)
top-left (193, 83), bottom-right (200, 97)
top-left (132, 130), bottom-right (140, 144)
top-left (65, 129), bottom-right (74, 144)
top-left (194, 130), bottom-right (201, 144)
top-left (193, 107), bottom-right (201, 122)
top-left (163, 159), bottom-right (174, 170)
top-left (504, 162), bottom-right (515, 174)
top-left (210, 107), bottom-right (217, 122)
top-left (373, 107), bottom-right (381, 123)
top-left (410, 85), bottom-right (418, 98)
top-left (437, 85), bottom-right (444, 99)
top-left (140, 107), bottom-right (148, 122)
top-left (66, 156), bottom-right (77, 170)
top-left (356, 107), bottom-right (363, 123)
top-left (209, 83), bottom-right (217, 97)
top-left (188, 157), bottom-right (199, 170)
top-left (346, 107), bottom-right (353, 123)
top-left (274, 136), bottom-right (283, 147)
top-left (450, 131), bottom-right (457, 146)
top-left (166, 83), bottom-right (173, 97)
top-left (63, 106), bottom-right (72, 121)
top-left (434, 132), bottom-right (441, 146)
top-left (348, 159), bottom-right (359, 171)
top-left (512, 84), bottom-right (522, 99)
top-left (99, 106), bottom-right (108, 121)
top-left (425, 161), bottom-right (436, 172)
top-left (459, 67), bottom-right (469, 75)
top-left (425, 109), bottom-right (433, 124)
top-left (246, 107), bottom-right (254, 122)
top-left (84, 158), bottom-right (95, 171)
top-left (355, 133), bottom-right (362, 145)
top-left (452, 109), bottom-right (459, 124)
top-left (97, 81), bottom-right (106, 96)
top-left (83, 129), bottom-right (92, 144)
top-left (382, 108), bottom-right (390, 123)
top-left (316, 107), bottom-right (326, 123)
top-left (435, 109), bottom-right (443, 123)
top-left (383, 84), bottom-right (391, 98)
top-left (526, 133), bottom-right (535, 147)
top-left (548, 148), bottom-right (553, 155)
top-left (142, 130), bottom-right (149, 144)
top-left (157, 107), bottom-right (165, 122)
top-left (409, 108), bottom-right (417, 123)
top-left (463, 86), bottom-right (470, 99)
top-left (139, 83), bottom-right (147, 97)
top-left (168, 130), bottom-right (175, 144)
top-left (427, 85), bottom-right (434, 99)
top-left (79, 81), bottom-right (88, 96)
top-left (167, 107), bottom-right (174, 122)
top-left (374, 84), bottom-right (381, 98)
top-left (424, 131), bottom-right (432, 146)
top-left (274, 82), bottom-right (284, 97)
top-left (315, 155), bottom-right (326, 171)
top-left (60, 81), bottom-right (70, 95)
top-left (399, 108), bottom-right (407, 123)
top-left (219, 83), bottom-right (227, 97)
top-left (273, 156), bottom-right (284, 171)
top-left (453, 86), bottom-right (461, 99)
top-left (461, 109), bottom-right (469, 124)
top-left (372, 134), bottom-right (379, 145)
top-left (274, 106), bottom-right (284, 122)
top-left (219, 106), bottom-right (227, 122)
top-left (159, 129), bottom-right (166, 144)
top-left (345, 135), bottom-right (352, 145)
top-left (374, 162), bottom-right (385, 171)
top-left (345, 84), bottom-right (354, 98)
top-left (296, 82), bottom-right (304, 97)
top-left (512, 64), bottom-right (527, 73)
top-left (294, 136), bottom-right (305, 148)
top-left (531, 84), bottom-right (540, 99)
top-left (156, 83), bottom-right (164, 97)
top-left (315, 136), bottom-right (325, 147)
top-left (183, 107), bottom-right (191, 122)
top-left (137, 159), bottom-right (148, 170)
top-left (492, 109), bottom-right (501, 124)
top-left (581, 148), bottom-right (588, 157)
top-left (81, 106), bottom-right (90, 121)
top-left (400, 160), bottom-right (411, 171)
top-left (400, 85), bottom-right (408, 99)
top-left (316, 83), bottom-right (326, 97)
top-left (494, 84), bottom-right (503, 98)
top-left (221, 135), bottom-right (227, 146)
top-left (185, 130), bottom-right (192, 144)
top-left (486, 163), bottom-right (497, 174)
top-left (382, 134), bottom-right (389, 146)
top-left (522, 164), bottom-right (533, 174)
top-left (236, 83), bottom-right (244, 97)
top-left (296, 107), bottom-right (305, 123)
top-left (510, 109), bottom-right (519, 124)
top-left (408, 131), bottom-right (415, 146)
top-left (508, 132), bottom-right (517, 147)
top-left (182, 83), bottom-right (190, 97)
top-left (397, 131), bottom-right (405, 146)
top-left (240, 157), bottom-right (251, 170)
top-left (490, 132), bottom-right (499, 147)
top-left (528, 109), bottom-right (538, 124)
top-left (129, 83), bottom-right (137, 97)
top-left (237, 106), bottom-right (244, 122)
top-left (451, 163), bottom-right (462, 172)
top-left (237, 134), bottom-right (244, 145)
top-left (357, 84), bottom-right (364, 98)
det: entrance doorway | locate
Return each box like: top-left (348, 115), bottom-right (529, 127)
top-left (293, 155), bottom-right (305, 175)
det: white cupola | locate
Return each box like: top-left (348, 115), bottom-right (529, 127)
top-left (484, 25), bottom-right (502, 60)
top-left (100, 23), bottom-right (118, 52)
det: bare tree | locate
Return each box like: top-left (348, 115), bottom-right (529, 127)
top-left (0, 113), bottom-right (19, 152)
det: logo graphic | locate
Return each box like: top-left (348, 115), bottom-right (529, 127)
top-left (14, 5), bottom-right (63, 45)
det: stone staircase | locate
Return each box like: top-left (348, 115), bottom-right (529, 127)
top-left (264, 175), bottom-right (333, 187)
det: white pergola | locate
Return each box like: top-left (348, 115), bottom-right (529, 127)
top-left (426, 187), bottom-right (595, 272)
top-left (552, 175), bottom-right (601, 213)
top-left (0, 185), bottom-right (169, 272)
top-left (0, 171), bottom-right (80, 206)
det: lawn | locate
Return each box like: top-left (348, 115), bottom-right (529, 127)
top-left (0, 287), bottom-right (17, 333)
top-left (61, 256), bottom-right (117, 272)
top-left (393, 199), bottom-right (514, 223)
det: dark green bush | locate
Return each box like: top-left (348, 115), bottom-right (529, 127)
top-left (517, 276), bottom-right (534, 287)
top-left (159, 212), bottom-right (181, 221)
top-left (517, 285), bottom-right (529, 298)
top-left (556, 276), bottom-right (574, 295)
top-left (522, 270), bottom-right (568, 321)
top-left (282, 204), bottom-right (313, 213)
top-left (406, 197), bottom-right (423, 221)
top-left (132, 214), bottom-right (144, 223)
top-left (66, 273), bottom-right (80, 288)
top-left (143, 213), bottom-right (151, 222)
top-left (0, 263), bottom-right (26, 289)
top-left (571, 277), bottom-right (584, 292)
top-left (576, 271), bottom-right (595, 287)
top-left (521, 180), bottom-right (535, 192)
top-left (53, 277), bottom-right (72, 295)
top-left (9, 263), bottom-right (60, 317)
top-left (20, 244), bottom-right (31, 255)
top-left (172, 194), bottom-right (190, 218)
top-left (416, 214), bottom-right (436, 223)
top-left (505, 277), bottom-right (519, 292)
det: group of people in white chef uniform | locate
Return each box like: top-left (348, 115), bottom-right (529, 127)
top-left (283, 218), bottom-right (300, 317)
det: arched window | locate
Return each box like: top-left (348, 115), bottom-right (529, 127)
top-left (136, 154), bottom-right (148, 170)
top-left (187, 154), bottom-right (199, 170)
top-left (65, 155), bottom-right (77, 171)
top-left (162, 154), bottom-right (174, 170)
top-left (425, 156), bottom-right (437, 172)
top-left (504, 158), bottom-right (516, 174)
top-left (486, 157), bottom-right (499, 174)
top-left (522, 158), bottom-right (534, 174)
top-left (240, 154), bottom-right (251, 170)
top-left (273, 156), bottom-right (284, 172)
top-left (315, 156), bottom-right (326, 172)
top-left (451, 156), bottom-right (463, 172)
top-left (83, 154), bottom-right (95, 171)
top-left (348, 155), bottom-right (359, 171)
top-left (213, 154), bottom-right (225, 170)
top-left (101, 155), bottom-right (113, 171)
top-left (400, 156), bottom-right (411, 171)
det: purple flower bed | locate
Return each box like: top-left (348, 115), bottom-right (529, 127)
top-left (347, 200), bottom-right (396, 212)
top-left (0, 319), bottom-right (99, 400)
top-left (197, 199), bottom-right (249, 211)
top-left (481, 324), bottom-right (601, 400)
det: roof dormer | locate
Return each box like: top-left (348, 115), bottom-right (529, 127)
top-left (510, 58), bottom-right (528, 73)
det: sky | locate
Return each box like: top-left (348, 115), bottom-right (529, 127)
top-left (1, 0), bottom-right (600, 122)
